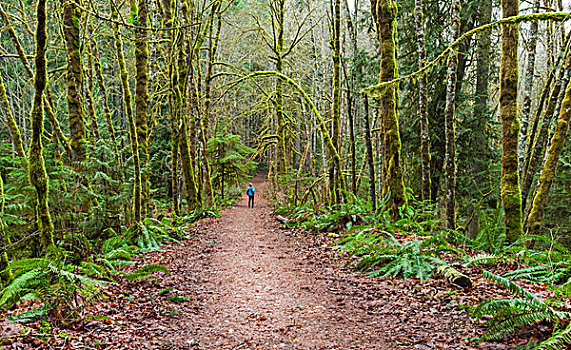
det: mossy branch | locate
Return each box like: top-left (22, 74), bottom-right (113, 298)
top-left (362, 12), bottom-right (571, 97)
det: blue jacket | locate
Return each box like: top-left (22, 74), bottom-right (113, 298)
top-left (247, 186), bottom-right (255, 196)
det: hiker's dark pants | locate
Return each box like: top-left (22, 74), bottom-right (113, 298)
top-left (248, 195), bottom-right (254, 208)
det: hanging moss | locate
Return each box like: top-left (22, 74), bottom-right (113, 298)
top-left (499, 0), bottom-right (523, 242)
top-left (28, 0), bottom-right (55, 252)
top-left (363, 12), bottom-right (571, 96)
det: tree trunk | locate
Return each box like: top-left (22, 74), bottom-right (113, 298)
top-left (330, 0), bottom-right (342, 203)
top-left (443, 0), bottom-right (461, 230)
top-left (112, 0), bottom-right (142, 223)
top-left (363, 96), bottom-right (377, 211)
top-left (28, 0), bottom-right (55, 252)
top-left (414, 0), bottom-right (431, 202)
top-left (522, 43), bottom-right (571, 211)
top-left (371, 0), bottom-right (406, 217)
top-left (499, 0), bottom-right (523, 242)
top-left (90, 32), bottom-right (121, 167)
top-left (0, 175), bottom-right (11, 283)
top-left (525, 60), bottom-right (571, 239)
top-left (133, 0), bottom-right (150, 213)
top-left (518, 0), bottom-right (540, 175)
top-left (0, 74), bottom-right (26, 158)
top-left (62, 0), bottom-right (87, 169)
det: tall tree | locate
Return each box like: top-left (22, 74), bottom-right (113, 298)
top-left (62, 0), bottom-right (88, 169)
top-left (414, 0), bottom-right (430, 202)
top-left (112, 0), bottom-right (142, 222)
top-left (28, 0), bottom-right (55, 251)
top-left (518, 0), bottom-right (540, 175)
top-left (499, 0), bottom-right (523, 242)
top-left (133, 0), bottom-right (150, 212)
top-left (330, 0), bottom-right (342, 203)
top-left (370, 0), bottom-right (406, 216)
top-left (525, 60), bottom-right (571, 239)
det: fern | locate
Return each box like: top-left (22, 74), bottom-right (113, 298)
top-left (473, 270), bottom-right (570, 345)
top-left (463, 253), bottom-right (511, 267)
top-left (122, 264), bottom-right (169, 281)
top-left (535, 322), bottom-right (571, 350)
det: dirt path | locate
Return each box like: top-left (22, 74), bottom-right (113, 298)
top-left (183, 177), bottom-right (391, 349)
top-left (5, 177), bottom-right (488, 349)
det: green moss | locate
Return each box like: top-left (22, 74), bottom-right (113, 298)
top-left (363, 12), bottom-right (571, 97)
top-left (113, 0), bottom-right (141, 222)
top-left (28, 0), bottom-right (54, 252)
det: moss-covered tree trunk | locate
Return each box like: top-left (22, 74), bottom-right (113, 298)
top-left (525, 61), bottom-right (571, 238)
top-left (499, 0), bottom-right (523, 242)
top-left (0, 175), bottom-right (11, 283)
top-left (329, 0), bottom-right (342, 204)
top-left (443, 0), bottom-right (461, 229)
top-left (521, 45), bottom-right (571, 210)
top-left (273, 0), bottom-right (288, 175)
top-left (133, 0), bottom-right (150, 213)
top-left (371, 0), bottom-right (406, 217)
top-left (0, 74), bottom-right (26, 158)
top-left (163, 0), bottom-right (181, 213)
top-left (62, 0), bottom-right (87, 169)
top-left (518, 0), bottom-right (540, 175)
top-left (28, 0), bottom-right (55, 252)
top-left (414, 0), bottom-right (430, 202)
top-left (363, 96), bottom-right (377, 211)
top-left (1, 3), bottom-right (70, 159)
top-left (112, 0), bottom-right (142, 222)
top-left (175, 19), bottom-right (199, 210)
top-left (84, 24), bottom-right (101, 141)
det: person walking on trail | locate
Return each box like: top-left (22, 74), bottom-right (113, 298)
top-left (247, 183), bottom-right (255, 208)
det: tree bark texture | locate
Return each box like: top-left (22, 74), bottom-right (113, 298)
top-left (133, 0), bottom-right (150, 212)
top-left (28, 0), bottom-right (55, 251)
top-left (112, 0), bottom-right (142, 222)
top-left (525, 60), bottom-right (571, 238)
top-left (522, 43), bottom-right (571, 211)
top-left (499, 0), bottom-right (523, 242)
top-left (371, 0), bottom-right (406, 217)
top-left (63, 0), bottom-right (88, 168)
top-left (518, 0), bottom-right (540, 176)
top-left (0, 74), bottom-right (26, 158)
top-left (414, 0), bottom-right (431, 202)
top-left (443, 0), bottom-right (461, 230)
top-left (364, 96), bottom-right (377, 211)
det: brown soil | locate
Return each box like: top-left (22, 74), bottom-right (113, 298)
top-left (3, 177), bottom-right (498, 349)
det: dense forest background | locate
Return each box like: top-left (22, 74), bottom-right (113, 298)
top-left (1, 0), bottom-right (571, 346)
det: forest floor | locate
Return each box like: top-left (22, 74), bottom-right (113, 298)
top-left (2, 176), bottom-right (530, 349)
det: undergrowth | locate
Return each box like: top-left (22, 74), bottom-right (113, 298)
top-left (274, 194), bottom-right (571, 349)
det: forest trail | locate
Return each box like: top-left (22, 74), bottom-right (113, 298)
top-left (14, 177), bottom-right (486, 349)
top-left (180, 175), bottom-right (391, 349)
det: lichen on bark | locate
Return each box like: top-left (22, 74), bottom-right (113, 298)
top-left (499, 0), bottom-right (523, 242)
top-left (525, 56), bottom-right (571, 238)
top-left (371, 0), bottom-right (406, 217)
top-left (28, 0), bottom-right (55, 252)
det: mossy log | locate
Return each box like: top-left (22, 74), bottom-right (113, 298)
top-left (435, 265), bottom-right (472, 288)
